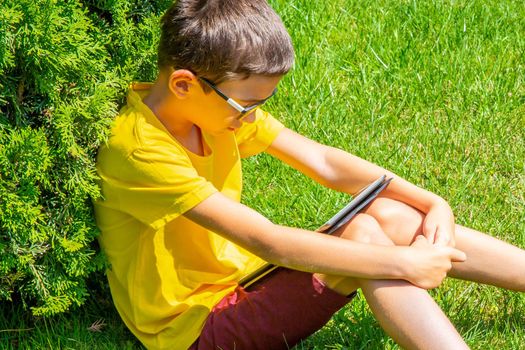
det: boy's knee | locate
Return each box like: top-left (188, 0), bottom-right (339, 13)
top-left (337, 213), bottom-right (392, 246)
top-left (365, 197), bottom-right (424, 230)
top-left (318, 214), bottom-right (392, 295)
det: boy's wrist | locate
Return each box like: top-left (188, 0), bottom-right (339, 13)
top-left (391, 247), bottom-right (413, 280)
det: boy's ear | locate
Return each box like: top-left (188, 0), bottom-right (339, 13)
top-left (167, 69), bottom-right (199, 99)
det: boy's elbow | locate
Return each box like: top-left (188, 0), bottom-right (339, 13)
top-left (317, 147), bottom-right (347, 190)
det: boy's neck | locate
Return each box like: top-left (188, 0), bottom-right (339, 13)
top-left (143, 74), bottom-right (205, 155)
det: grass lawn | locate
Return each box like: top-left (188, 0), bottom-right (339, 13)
top-left (2, 0), bottom-right (524, 348)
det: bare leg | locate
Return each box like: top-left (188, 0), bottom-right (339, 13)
top-left (359, 279), bottom-right (467, 350)
top-left (364, 197), bottom-right (525, 291)
top-left (316, 214), bottom-right (469, 350)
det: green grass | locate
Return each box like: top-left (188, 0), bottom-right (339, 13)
top-left (2, 0), bottom-right (524, 348)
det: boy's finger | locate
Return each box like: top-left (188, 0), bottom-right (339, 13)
top-left (411, 235), bottom-right (428, 246)
top-left (434, 228), bottom-right (449, 247)
top-left (448, 248), bottom-right (467, 262)
top-left (423, 224), bottom-right (437, 244)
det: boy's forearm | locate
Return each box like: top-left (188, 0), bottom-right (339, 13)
top-left (185, 192), bottom-right (463, 289)
top-left (259, 224), bottom-right (464, 290)
top-left (260, 225), bottom-right (408, 281)
top-left (324, 146), bottom-right (444, 213)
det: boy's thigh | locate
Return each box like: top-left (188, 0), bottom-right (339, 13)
top-left (189, 268), bottom-right (355, 350)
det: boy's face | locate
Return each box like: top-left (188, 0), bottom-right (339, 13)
top-left (168, 70), bottom-right (282, 135)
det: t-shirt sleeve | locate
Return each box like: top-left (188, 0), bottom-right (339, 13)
top-left (235, 109), bottom-right (285, 158)
top-left (98, 140), bottom-right (217, 230)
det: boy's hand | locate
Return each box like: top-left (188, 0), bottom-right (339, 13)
top-left (403, 236), bottom-right (467, 289)
top-left (422, 199), bottom-right (456, 247)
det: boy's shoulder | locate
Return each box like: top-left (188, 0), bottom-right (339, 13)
top-left (113, 83), bottom-right (181, 147)
top-left (98, 84), bottom-right (187, 170)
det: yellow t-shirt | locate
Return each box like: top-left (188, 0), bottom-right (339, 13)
top-left (93, 83), bottom-right (285, 350)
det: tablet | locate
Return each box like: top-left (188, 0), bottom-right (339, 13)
top-left (238, 175), bottom-right (393, 288)
top-left (317, 175), bottom-right (390, 234)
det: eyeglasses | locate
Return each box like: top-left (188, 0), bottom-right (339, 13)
top-left (199, 77), bottom-right (277, 120)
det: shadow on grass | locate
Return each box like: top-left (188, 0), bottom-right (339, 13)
top-left (294, 293), bottom-right (396, 350)
top-left (295, 287), bottom-right (525, 350)
top-left (0, 275), bottom-right (143, 350)
top-left (1, 281), bottom-right (523, 349)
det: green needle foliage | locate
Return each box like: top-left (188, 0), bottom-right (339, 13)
top-left (0, 0), bottom-right (168, 316)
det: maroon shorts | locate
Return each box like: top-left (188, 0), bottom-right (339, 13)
top-left (189, 268), bottom-right (356, 350)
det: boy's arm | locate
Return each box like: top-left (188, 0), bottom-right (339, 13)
top-left (266, 128), bottom-right (456, 246)
top-left (184, 191), bottom-right (466, 289)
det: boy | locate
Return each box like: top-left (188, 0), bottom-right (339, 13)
top-left (93, 1), bottom-right (525, 349)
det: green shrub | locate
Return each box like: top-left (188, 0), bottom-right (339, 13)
top-left (0, 0), bottom-right (168, 316)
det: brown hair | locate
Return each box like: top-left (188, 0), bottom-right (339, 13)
top-left (158, 0), bottom-right (294, 84)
